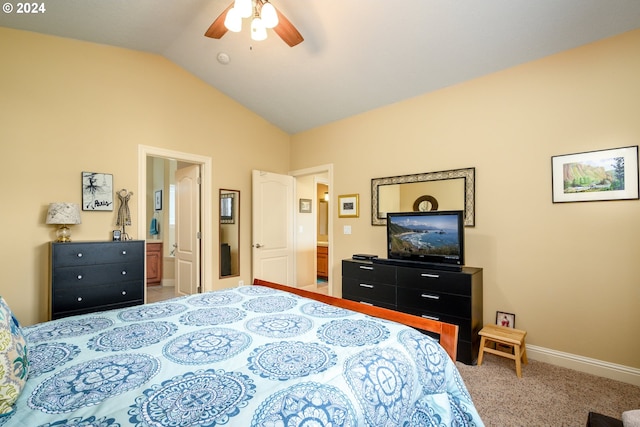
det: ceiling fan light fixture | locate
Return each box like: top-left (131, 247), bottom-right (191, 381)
top-left (251, 17), bottom-right (267, 41)
top-left (234, 0), bottom-right (252, 18)
top-left (224, 7), bottom-right (242, 32)
top-left (260, 2), bottom-right (279, 28)
top-left (206, 0), bottom-right (303, 47)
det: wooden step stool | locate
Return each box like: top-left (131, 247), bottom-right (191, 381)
top-left (477, 324), bottom-right (528, 377)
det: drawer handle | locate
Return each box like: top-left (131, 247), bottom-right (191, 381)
top-left (122, 250), bottom-right (127, 255)
top-left (76, 275), bottom-right (83, 280)
top-left (358, 266), bottom-right (374, 270)
top-left (421, 293), bottom-right (440, 300)
top-left (121, 271), bottom-right (127, 275)
top-left (77, 297), bottom-right (83, 302)
top-left (359, 283), bottom-right (374, 289)
top-left (422, 314), bottom-right (440, 321)
top-left (76, 253), bottom-right (83, 258)
top-left (421, 273), bottom-right (440, 278)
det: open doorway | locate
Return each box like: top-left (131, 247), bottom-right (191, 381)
top-left (291, 164), bottom-right (334, 296)
top-left (137, 145), bottom-right (213, 303)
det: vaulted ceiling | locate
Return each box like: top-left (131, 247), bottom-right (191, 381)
top-left (1, 0), bottom-right (639, 134)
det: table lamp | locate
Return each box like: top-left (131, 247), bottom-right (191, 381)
top-left (46, 202), bottom-right (82, 242)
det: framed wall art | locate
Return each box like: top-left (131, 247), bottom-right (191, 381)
top-left (338, 194), bottom-right (359, 218)
top-left (82, 172), bottom-right (113, 211)
top-left (154, 190), bottom-right (163, 211)
top-left (299, 198), bottom-right (312, 213)
top-left (551, 146), bottom-right (639, 203)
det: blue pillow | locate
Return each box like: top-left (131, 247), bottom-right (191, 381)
top-left (0, 296), bottom-right (29, 414)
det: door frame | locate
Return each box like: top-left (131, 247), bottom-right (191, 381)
top-left (137, 145), bottom-right (213, 299)
top-left (291, 164), bottom-right (334, 296)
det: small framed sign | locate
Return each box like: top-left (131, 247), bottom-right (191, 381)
top-left (496, 311), bottom-right (515, 328)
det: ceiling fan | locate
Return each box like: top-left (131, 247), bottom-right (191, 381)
top-left (205, 0), bottom-right (303, 47)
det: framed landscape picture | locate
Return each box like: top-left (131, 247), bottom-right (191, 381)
top-left (551, 146), bottom-right (639, 203)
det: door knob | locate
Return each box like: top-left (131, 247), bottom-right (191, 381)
top-left (254, 243), bottom-right (263, 248)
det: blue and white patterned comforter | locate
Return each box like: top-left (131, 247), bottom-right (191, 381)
top-left (3, 285), bottom-right (483, 426)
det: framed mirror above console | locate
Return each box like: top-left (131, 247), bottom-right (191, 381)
top-left (371, 167), bottom-right (475, 226)
top-left (219, 189), bottom-right (240, 277)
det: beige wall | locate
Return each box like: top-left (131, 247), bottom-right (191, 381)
top-left (290, 30), bottom-right (640, 369)
top-left (0, 28), bottom-right (290, 326)
top-left (1, 25), bottom-right (638, 371)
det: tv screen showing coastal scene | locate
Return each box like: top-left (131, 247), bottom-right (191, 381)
top-left (388, 213), bottom-right (461, 259)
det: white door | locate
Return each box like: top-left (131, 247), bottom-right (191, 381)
top-left (252, 170), bottom-right (295, 286)
top-left (175, 164), bottom-right (201, 296)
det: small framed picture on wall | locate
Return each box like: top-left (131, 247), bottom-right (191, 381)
top-left (155, 190), bottom-right (163, 211)
top-left (82, 172), bottom-right (113, 211)
top-left (338, 194), bottom-right (359, 218)
top-left (299, 198), bottom-right (312, 213)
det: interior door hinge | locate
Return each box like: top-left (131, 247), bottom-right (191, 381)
top-left (196, 231), bottom-right (202, 239)
top-left (197, 176), bottom-right (202, 185)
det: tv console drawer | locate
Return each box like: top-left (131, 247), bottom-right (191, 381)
top-left (342, 260), bottom-right (396, 285)
top-left (342, 278), bottom-right (396, 305)
top-left (397, 267), bottom-right (474, 295)
top-left (399, 306), bottom-right (473, 339)
top-left (342, 293), bottom-right (396, 311)
top-left (397, 287), bottom-right (470, 318)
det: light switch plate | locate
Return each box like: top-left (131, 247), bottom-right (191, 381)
top-left (344, 225), bottom-right (352, 235)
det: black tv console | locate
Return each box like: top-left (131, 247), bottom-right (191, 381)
top-left (342, 259), bottom-right (483, 365)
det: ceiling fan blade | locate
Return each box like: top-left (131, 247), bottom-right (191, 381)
top-left (273, 11), bottom-right (304, 47)
top-left (258, 0), bottom-right (304, 47)
top-left (204, 2), bottom-right (234, 39)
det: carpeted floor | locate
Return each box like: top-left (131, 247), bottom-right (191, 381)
top-left (456, 354), bottom-right (640, 426)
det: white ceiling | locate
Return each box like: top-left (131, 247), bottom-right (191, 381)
top-left (2, 0), bottom-right (639, 134)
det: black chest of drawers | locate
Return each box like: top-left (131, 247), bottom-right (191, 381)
top-left (342, 259), bottom-right (483, 365)
top-left (50, 240), bottom-right (145, 319)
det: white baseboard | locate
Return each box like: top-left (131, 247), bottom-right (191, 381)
top-left (161, 279), bottom-right (175, 288)
top-left (527, 344), bottom-right (640, 387)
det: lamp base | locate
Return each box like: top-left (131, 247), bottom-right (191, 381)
top-left (56, 225), bottom-right (72, 242)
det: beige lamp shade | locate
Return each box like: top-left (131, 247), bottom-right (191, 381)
top-left (46, 203), bottom-right (82, 225)
top-left (46, 202), bottom-right (81, 242)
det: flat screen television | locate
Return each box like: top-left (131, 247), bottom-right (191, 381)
top-left (386, 210), bottom-right (465, 268)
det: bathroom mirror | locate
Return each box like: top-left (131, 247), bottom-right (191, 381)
top-left (371, 167), bottom-right (475, 226)
top-left (219, 189), bottom-right (240, 277)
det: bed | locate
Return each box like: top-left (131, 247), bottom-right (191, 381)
top-left (0, 279), bottom-right (483, 426)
